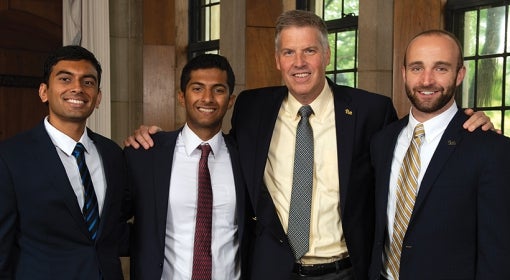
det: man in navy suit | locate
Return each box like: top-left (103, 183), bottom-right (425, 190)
top-left (369, 30), bottom-right (510, 280)
top-left (123, 54), bottom-right (252, 280)
top-left (125, 11), bottom-right (494, 280)
top-left (0, 46), bottom-right (127, 279)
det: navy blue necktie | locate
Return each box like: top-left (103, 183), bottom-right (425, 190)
top-left (72, 143), bottom-right (100, 241)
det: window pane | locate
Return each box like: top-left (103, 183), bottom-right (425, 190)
top-left (477, 57), bottom-right (503, 107)
top-left (478, 6), bottom-right (505, 55)
top-left (344, 0), bottom-right (359, 16)
top-left (327, 33), bottom-right (336, 72)
top-left (210, 4), bottom-right (220, 40)
top-left (485, 110), bottom-right (502, 132)
top-left (462, 60), bottom-right (476, 108)
top-left (324, 0), bottom-right (343, 21)
top-left (505, 110), bottom-right (510, 136)
top-left (335, 30), bottom-right (356, 70)
top-left (335, 72), bottom-right (355, 87)
top-left (506, 57), bottom-right (510, 106)
top-left (463, 11), bottom-right (477, 57)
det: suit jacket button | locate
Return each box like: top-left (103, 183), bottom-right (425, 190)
top-left (279, 239), bottom-right (284, 243)
top-left (159, 262), bottom-right (163, 267)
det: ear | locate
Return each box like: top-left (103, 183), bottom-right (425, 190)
top-left (177, 90), bottom-right (185, 107)
top-left (275, 52), bottom-right (281, 71)
top-left (39, 83), bottom-right (48, 103)
top-left (456, 65), bottom-right (466, 87)
top-left (227, 94), bottom-right (236, 109)
top-left (401, 65), bottom-right (406, 81)
top-left (95, 90), bottom-right (102, 109)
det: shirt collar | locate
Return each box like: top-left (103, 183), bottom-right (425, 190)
top-left (44, 116), bottom-right (93, 156)
top-left (283, 78), bottom-right (333, 121)
top-left (407, 101), bottom-right (458, 142)
top-left (181, 123), bottom-right (224, 157)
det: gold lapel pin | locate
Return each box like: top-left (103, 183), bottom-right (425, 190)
top-left (345, 109), bottom-right (353, 115)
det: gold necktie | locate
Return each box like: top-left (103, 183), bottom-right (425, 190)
top-left (385, 123), bottom-right (425, 279)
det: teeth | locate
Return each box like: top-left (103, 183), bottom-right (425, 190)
top-left (294, 73), bottom-right (309, 78)
top-left (421, 91), bottom-right (434, 95)
top-left (199, 108), bottom-right (214, 113)
top-left (67, 99), bottom-right (85, 104)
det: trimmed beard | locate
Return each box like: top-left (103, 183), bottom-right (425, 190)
top-left (405, 83), bottom-right (456, 113)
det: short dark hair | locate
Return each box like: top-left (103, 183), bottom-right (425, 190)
top-left (180, 54), bottom-right (235, 95)
top-left (43, 45), bottom-right (102, 86)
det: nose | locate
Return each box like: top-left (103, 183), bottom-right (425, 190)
top-left (294, 52), bottom-right (306, 67)
top-left (201, 88), bottom-right (213, 102)
top-left (421, 69), bottom-right (435, 86)
top-left (71, 79), bottom-right (84, 93)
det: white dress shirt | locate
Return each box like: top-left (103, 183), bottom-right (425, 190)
top-left (383, 103), bottom-right (458, 279)
top-left (162, 124), bottom-right (239, 280)
top-left (44, 116), bottom-right (107, 215)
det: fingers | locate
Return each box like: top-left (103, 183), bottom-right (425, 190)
top-left (123, 135), bottom-right (141, 149)
top-left (462, 110), bottom-right (494, 132)
top-left (123, 125), bottom-right (155, 150)
top-left (148, 125), bottom-right (162, 134)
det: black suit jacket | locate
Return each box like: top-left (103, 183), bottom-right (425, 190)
top-left (0, 121), bottom-right (127, 280)
top-left (230, 78), bottom-right (397, 280)
top-left (369, 110), bottom-right (510, 279)
top-left (124, 129), bottom-right (251, 280)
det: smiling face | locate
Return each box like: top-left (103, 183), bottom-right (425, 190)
top-left (39, 59), bottom-right (102, 130)
top-left (275, 26), bottom-right (331, 105)
top-left (403, 33), bottom-right (466, 122)
top-left (178, 68), bottom-right (235, 140)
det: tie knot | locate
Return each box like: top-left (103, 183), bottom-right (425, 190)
top-left (198, 144), bottom-right (212, 158)
top-left (72, 142), bottom-right (86, 158)
top-left (413, 123), bottom-right (425, 139)
top-left (298, 105), bottom-right (313, 119)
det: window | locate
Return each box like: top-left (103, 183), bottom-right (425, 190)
top-left (446, 0), bottom-right (510, 136)
top-left (188, 0), bottom-right (220, 58)
top-left (300, 0), bottom-right (359, 87)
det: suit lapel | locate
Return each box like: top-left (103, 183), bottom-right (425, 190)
top-left (152, 131), bottom-right (179, 245)
top-left (32, 123), bottom-right (90, 236)
top-left (410, 111), bottom-right (465, 225)
top-left (331, 82), bottom-right (356, 215)
top-left (379, 119), bottom-right (408, 208)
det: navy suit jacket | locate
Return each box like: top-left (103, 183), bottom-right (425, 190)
top-left (230, 78), bottom-right (397, 280)
top-left (369, 110), bottom-right (510, 280)
top-left (124, 129), bottom-right (252, 280)
top-left (0, 121), bottom-right (128, 280)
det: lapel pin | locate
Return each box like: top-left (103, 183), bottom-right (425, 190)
top-left (345, 109), bottom-right (353, 115)
top-left (447, 140), bottom-right (456, 145)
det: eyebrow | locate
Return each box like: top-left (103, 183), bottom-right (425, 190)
top-left (55, 70), bottom-right (98, 82)
top-left (189, 82), bottom-right (227, 88)
top-left (406, 61), bottom-right (453, 68)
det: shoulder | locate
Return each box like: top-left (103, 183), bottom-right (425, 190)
top-left (88, 129), bottom-right (122, 153)
top-left (236, 86), bottom-right (287, 102)
top-left (123, 129), bottom-right (181, 156)
top-left (0, 125), bottom-right (43, 156)
top-left (331, 83), bottom-right (392, 104)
